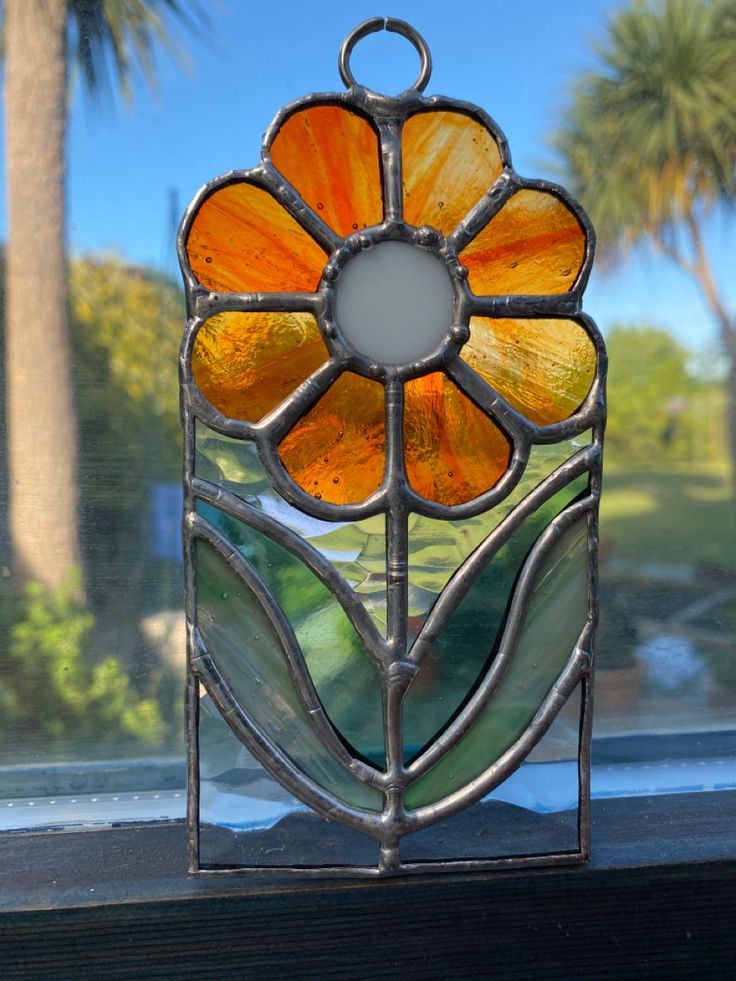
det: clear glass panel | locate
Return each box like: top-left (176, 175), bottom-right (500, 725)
top-left (406, 515), bottom-right (589, 808)
top-left (198, 688), bottom-right (378, 868)
top-left (405, 434), bottom-right (592, 614)
top-left (313, 514), bottom-right (388, 633)
top-left (195, 426), bottom-right (270, 497)
top-left (195, 538), bottom-right (382, 810)
top-left (270, 104), bottom-right (383, 237)
top-left (197, 500), bottom-right (385, 765)
top-left (195, 426), bottom-right (389, 633)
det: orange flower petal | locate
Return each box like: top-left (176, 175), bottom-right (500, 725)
top-left (404, 373), bottom-right (512, 506)
top-left (402, 110), bottom-right (504, 236)
top-left (191, 311), bottom-right (329, 423)
top-left (279, 372), bottom-right (385, 505)
top-left (462, 318), bottom-right (597, 426)
top-left (270, 105), bottom-right (383, 237)
top-left (186, 181), bottom-right (327, 293)
top-left (461, 189), bottom-right (586, 295)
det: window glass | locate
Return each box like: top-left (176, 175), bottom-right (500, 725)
top-left (1, 0), bottom-right (734, 838)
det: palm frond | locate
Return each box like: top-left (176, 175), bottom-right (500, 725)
top-left (553, 0), bottom-right (736, 251)
top-left (68, 0), bottom-right (209, 102)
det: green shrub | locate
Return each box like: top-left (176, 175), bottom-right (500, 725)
top-left (0, 569), bottom-right (166, 755)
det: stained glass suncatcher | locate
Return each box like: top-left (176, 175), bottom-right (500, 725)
top-left (178, 18), bottom-right (606, 877)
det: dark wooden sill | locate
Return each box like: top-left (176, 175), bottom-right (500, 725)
top-left (1, 792), bottom-right (735, 979)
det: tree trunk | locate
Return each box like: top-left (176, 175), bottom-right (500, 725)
top-left (680, 216), bottom-right (736, 493)
top-left (4, 0), bottom-right (81, 591)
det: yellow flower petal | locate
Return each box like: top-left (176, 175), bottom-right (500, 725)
top-left (402, 110), bottom-right (504, 235)
top-left (186, 181), bottom-right (327, 293)
top-left (192, 311), bottom-right (329, 422)
top-left (404, 372), bottom-right (511, 506)
top-left (461, 189), bottom-right (586, 295)
top-left (463, 317), bottom-right (597, 426)
top-left (270, 104), bottom-right (383, 237)
top-left (279, 372), bottom-right (386, 505)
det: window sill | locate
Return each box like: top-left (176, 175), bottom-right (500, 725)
top-left (1, 791), bottom-right (735, 977)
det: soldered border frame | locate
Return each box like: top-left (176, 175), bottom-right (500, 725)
top-left (178, 17), bottom-right (607, 878)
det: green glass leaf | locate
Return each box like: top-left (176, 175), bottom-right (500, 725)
top-left (405, 515), bottom-right (589, 809)
top-left (197, 503), bottom-right (386, 767)
top-left (195, 539), bottom-right (383, 811)
top-left (403, 477), bottom-right (588, 761)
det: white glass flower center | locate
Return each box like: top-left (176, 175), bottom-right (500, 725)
top-left (334, 241), bottom-right (454, 365)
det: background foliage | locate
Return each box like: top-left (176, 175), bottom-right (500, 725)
top-left (0, 0), bottom-right (735, 762)
top-left (0, 256), bottom-right (184, 760)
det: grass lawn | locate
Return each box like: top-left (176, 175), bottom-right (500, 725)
top-left (600, 461), bottom-right (735, 572)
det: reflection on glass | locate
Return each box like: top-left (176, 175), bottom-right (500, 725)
top-left (595, 327), bottom-right (736, 741)
top-left (0, 259), bottom-right (186, 767)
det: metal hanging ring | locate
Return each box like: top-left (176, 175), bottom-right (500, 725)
top-left (338, 17), bottom-right (432, 94)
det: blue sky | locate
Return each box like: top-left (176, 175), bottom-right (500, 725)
top-left (1, 0), bottom-right (733, 353)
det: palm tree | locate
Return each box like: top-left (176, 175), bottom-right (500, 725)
top-left (3, 0), bottom-right (202, 591)
top-left (554, 0), bottom-right (736, 474)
